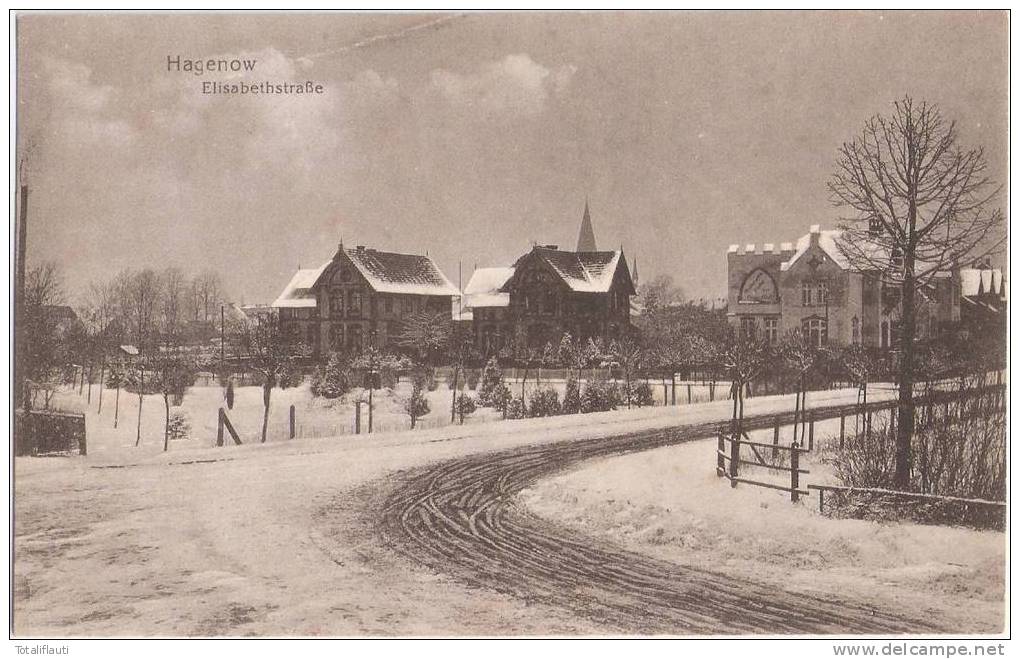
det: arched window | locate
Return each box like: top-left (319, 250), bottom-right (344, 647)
top-left (738, 269), bottom-right (779, 304)
top-left (851, 316), bottom-right (860, 345)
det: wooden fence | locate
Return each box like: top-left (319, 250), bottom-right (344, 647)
top-left (713, 382), bottom-right (1006, 506)
top-left (716, 432), bottom-right (809, 502)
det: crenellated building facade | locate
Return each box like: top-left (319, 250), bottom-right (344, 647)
top-left (727, 225), bottom-right (961, 348)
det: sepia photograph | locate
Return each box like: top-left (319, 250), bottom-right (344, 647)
top-left (9, 9), bottom-right (1009, 646)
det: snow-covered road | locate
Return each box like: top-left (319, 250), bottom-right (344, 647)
top-left (15, 388), bottom-right (902, 636)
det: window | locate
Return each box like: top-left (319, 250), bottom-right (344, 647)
top-left (802, 317), bottom-right (827, 348)
top-left (349, 292), bottom-right (362, 315)
top-left (851, 316), bottom-right (860, 345)
top-left (329, 325), bottom-right (343, 349)
top-left (801, 281), bottom-right (827, 307)
top-left (890, 320), bottom-right (901, 348)
top-left (402, 298), bottom-right (413, 314)
top-left (880, 320), bottom-right (889, 348)
top-left (740, 316), bottom-right (757, 339)
top-left (329, 291), bottom-right (343, 317)
top-left (739, 269), bottom-right (778, 304)
top-left (764, 317), bottom-right (779, 344)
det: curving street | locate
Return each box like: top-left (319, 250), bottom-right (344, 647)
top-left (378, 407), bottom-right (942, 635)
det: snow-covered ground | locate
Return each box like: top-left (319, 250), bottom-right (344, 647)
top-left (40, 377), bottom-right (745, 465)
top-left (520, 418), bottom-right (1006, 634)
top-left (18, 384), bottom-right (985, 636)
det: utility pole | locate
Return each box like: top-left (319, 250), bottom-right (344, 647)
top-left (15, 181), bottom-right (28, 409)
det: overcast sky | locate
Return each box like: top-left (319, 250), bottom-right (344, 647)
top-left (16, 11), bottom-right (1008, 305)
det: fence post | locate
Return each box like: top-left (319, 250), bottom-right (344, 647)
top-left (289, 404), bottom-right (296, 439)
top-left (217, 407), bottom-right (224, 447)
top-left (728, 432), bottom-right (739, 486)
top-left (808, 412), bottom-right (815, 451)
top-left (355, 401), bottom-right (361, 435)
top-left (839, 413), bottom-right (845, 449)
top-left (866, 411), bottom-right (872, 437)
top-left (889, 406), bottom-right (896, 439)
top-left (772, 423), bottom-right (780, 460)
top-left (687, 383), bottom-right (692, 404)
top-left (790, 442), bottom-right (800, 503)
top-left (717, 434), bottom-right (725, 477)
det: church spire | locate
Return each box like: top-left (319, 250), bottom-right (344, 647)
top-left (632, 257), bottom-right (639, 287)
top-left (576, 199), bottom-right (597, 252)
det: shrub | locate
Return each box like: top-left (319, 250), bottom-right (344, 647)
top-left (562, 377), bottom-right (581, 414)
top-left (628, 381), bottom-right (655, 408)
top-left (466, 369), bottom-right (480, 391)
top-left (505, 396), bottom-right (526, 420)
top-left (490, 382), bottom-right (512, 417)
top-left (455, 393), bottom-right (477, 424)
top-left (581, 378), bottom-right (621, 413)
top-left (311, 353), bottom-right (351, 399)
top-left (404, 384), bottom-right (430, 429)
top-left (528, 388), bottom-right (561, 417)
top-left (167, 411), bottom-right (191, 440)
top-left (826, 405), bottom-right (1006, 528)
top-left (477, 358), bottom-right (504, 406)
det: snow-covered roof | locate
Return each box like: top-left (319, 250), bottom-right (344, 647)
top-left (960, 267), bottom-right (1006, 298)
top-left (272, 264), bottom-right (327, 308)
top-left (780, 226), bottom-right (851, 271)
top-left (463, 267), bottom-right (514, 308)
top-left (340, 247), bottom-right (460, 296)
top-left (513, 247), bottom-right (626, 293)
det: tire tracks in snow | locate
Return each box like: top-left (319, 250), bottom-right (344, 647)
top-left (356, 407), bottom-right (944, 634)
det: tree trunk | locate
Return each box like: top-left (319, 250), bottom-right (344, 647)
top-left (261, 383), bottom-right (272, 443)
top-left (895, 261), bottom-right (917, 489)
top-left (625, 369), bottom-right (632, 409)
top-left (163, 394), bottom-right (170, 452)
top-left (450, 364), bottom-right (459, 423)
top-left (114, 386), bottom-right (121, 428)
top-left (97, 361), bottom-right (106, 413)
top-left (87, 362), bottom-right (94, 404)
top-left (135, 392), bottom-right (143, 447)
top-left (670, 372), bottom-right (676, 406)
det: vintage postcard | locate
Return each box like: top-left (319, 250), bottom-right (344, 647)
top-left (11, 10), bottom-right (1009, 646)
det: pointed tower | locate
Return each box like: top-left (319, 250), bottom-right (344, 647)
top-left (631, 257), bottom-right (639, 288)
top-left (576, 200), bottom-right (598, 252)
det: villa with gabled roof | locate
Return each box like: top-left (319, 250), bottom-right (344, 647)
top-left (464, 203), bottom-right (637, 354)
top-left (273, 243), bottom-right (458, 355)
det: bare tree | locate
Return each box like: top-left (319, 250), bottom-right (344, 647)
top-left (118, 268), bottom-right (163, 349)
top-left (20, 262), bottom-right (68, 408)
top-left (829, 97), bottom-right (1004, 488)
top-left (237, 317), bottom-right (306, 443)
top-left (160, 267), bottom-right (188, 345)
top-left (720, 336), bottom-right (769, 437)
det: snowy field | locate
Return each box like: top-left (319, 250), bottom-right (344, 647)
top-left (521, 415), bottom-right (1005, 634)
top-left (40, 377), bottom-right (736, 465)
top-left (17, 385), bottom-right (993, 636)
